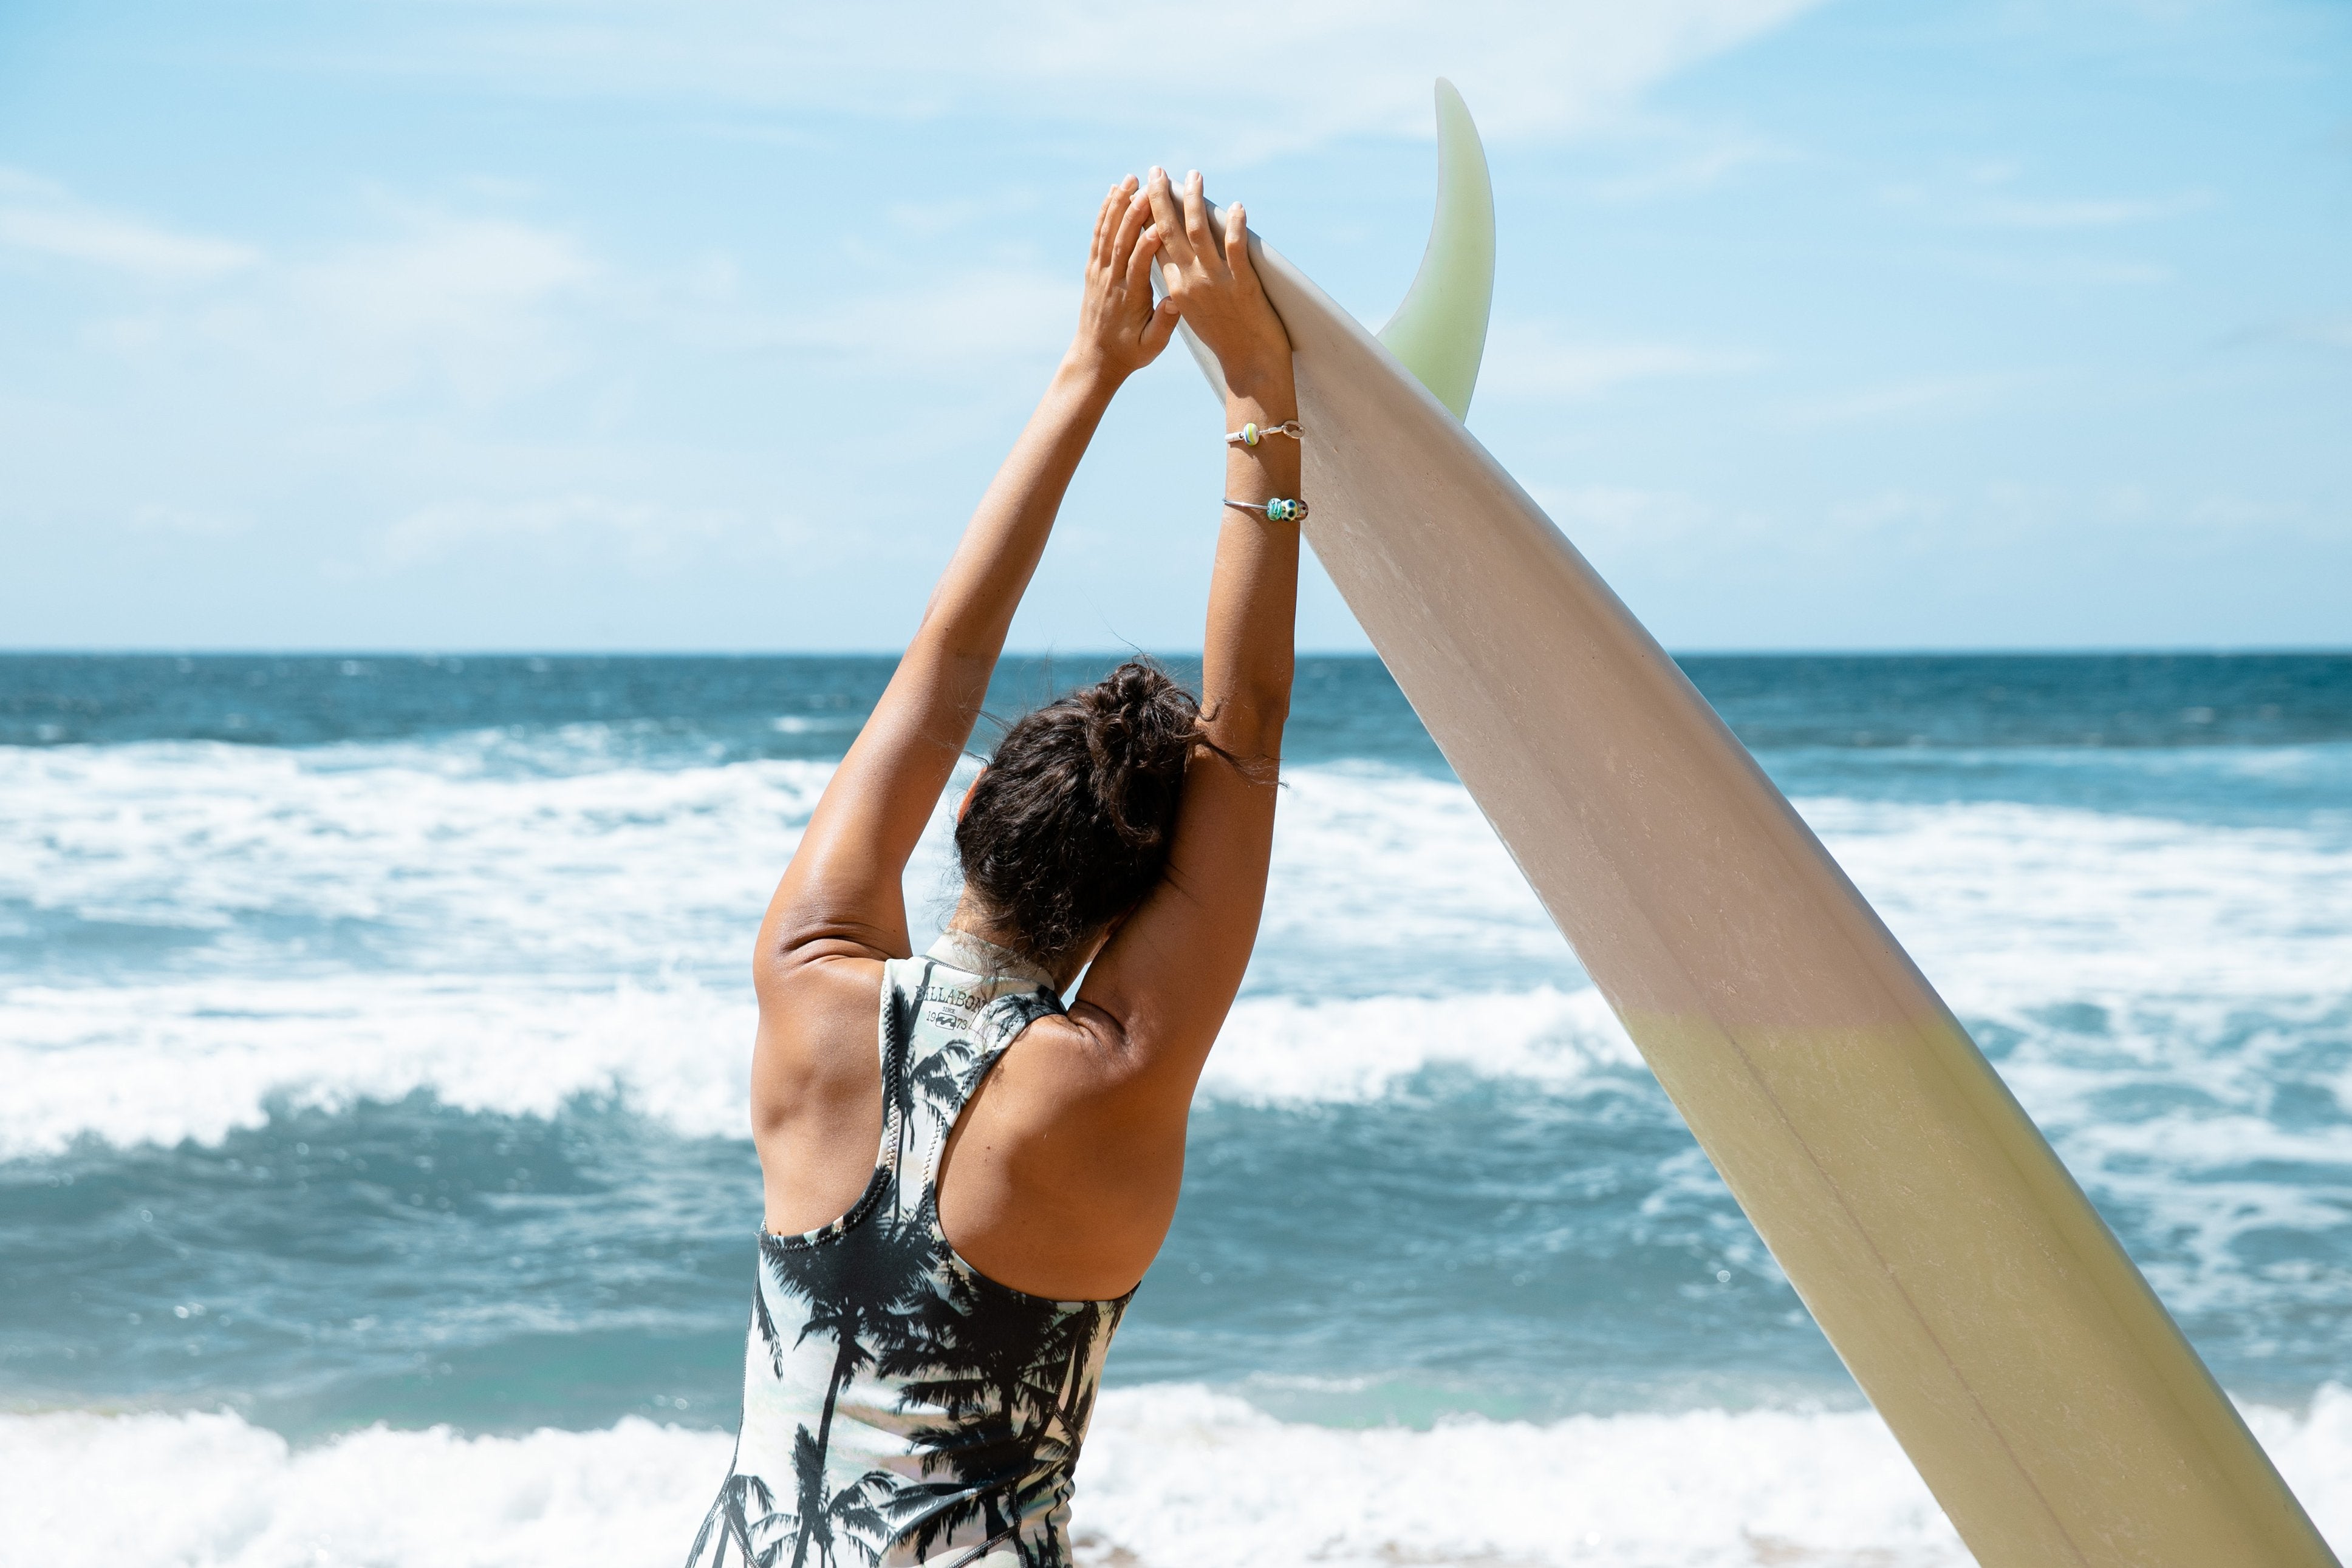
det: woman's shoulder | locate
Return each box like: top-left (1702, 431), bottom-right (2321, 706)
top-left (761, 944), bottom-right (890, 1016)
top-left (750, 952), bottom-right (894, 1235)
top-left (753, 953), bottom-right (889, 1105)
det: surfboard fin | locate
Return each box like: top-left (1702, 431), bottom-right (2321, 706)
top-left (1376, 78), bottom-right (1497, 421)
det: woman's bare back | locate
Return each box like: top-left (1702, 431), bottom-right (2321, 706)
top-left (752, 950), bottom-right (1185, 1301)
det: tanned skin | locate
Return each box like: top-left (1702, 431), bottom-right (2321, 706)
top-left (751, 168), bottom-right (1301, 1301)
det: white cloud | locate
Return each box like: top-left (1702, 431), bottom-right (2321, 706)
top-left (1971, 191), bottom-right (2212, 229)
top-left (0, 172), bottom-right (259, 280)
top-left (1778, 372), bottom-right (2035, 426)
top-left (1590, 135), bottom-right (1787, 200)
top-left (129, 503), bottom-right (256, 540)
top-left (377, 493), bottom-right (744, 568)
top-left (1940, 250), bottom-right (2174, 287)
top-left (2291, 318), bottom-right (2352, 352)
top-left (668, 265), bottom-right (1077, 372)
top-left (288, 212), bottom-right (600, 404)
top-left (1535, 483), bottom-right (1724, 547)
top-left (1481, 326), bottom-right (1759, 398)
top-left (61, 201), bottom-right (605, 407)
top-left (314, 0), bottom-right (1828, 153)
top-left (1822, 487), bottom-right (1958, 540)
top-left (56, 176), bottom-right (1071, 418)
top-left (1883, 169), bottom-right (2212, 232)
top-left (302, 214), bottom-right (595, 327)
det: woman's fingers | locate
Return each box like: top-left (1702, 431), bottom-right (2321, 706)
top-left (1144, 167), bottom-right (1193, 268)
top-left (1090, 184), bottom-right (1122, 273)
top-left (1223, 199), bottom-right (1254, 287)
top-left (1121, 223), bottom-right (1161, 315)
top-left (1140, 292), bottom-right (1181, 356)
top-left (1106, 184), bottom-right (1150, 285)
top-left (1181, 169), bottom-right (1215, 272)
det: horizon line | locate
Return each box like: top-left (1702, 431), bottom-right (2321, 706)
top-left (3, 644), bottom-right (2350, 661)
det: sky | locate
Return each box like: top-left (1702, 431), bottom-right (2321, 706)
top-left (1, 0), bottom-right (2346, 653)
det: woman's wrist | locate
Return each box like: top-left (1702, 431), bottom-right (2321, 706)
top-left (1052, 349), bottom-right (1128, 407)
top-left (1221, 353), bottom-right (1296, 409)
top-left (1223, 381), bottom-right (1297, 426)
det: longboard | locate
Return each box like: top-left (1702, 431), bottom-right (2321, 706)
top-left (1176, 79), bottom-right (2337, 1567)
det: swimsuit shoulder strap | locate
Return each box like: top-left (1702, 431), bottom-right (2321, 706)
top-left (880, 956), bottom-right (1062, 1222)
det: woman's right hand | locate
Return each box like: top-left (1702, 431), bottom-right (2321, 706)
top-left (1143, 168), bottom-right (1294, 401)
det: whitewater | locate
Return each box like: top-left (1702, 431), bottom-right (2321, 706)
top-left (5, 652), bottom-right (2350, 1566)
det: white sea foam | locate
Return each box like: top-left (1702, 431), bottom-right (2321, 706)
top-left (1076, 1385), bottom-right (1971, 1567)
top-left (8, 742), bottom-right (2352, 1180)
top-left (1, 737), bottom-right (835, 972)
top-left (12, 1383), bottom-right (2352, 1568)
top-left (12, 740), bottom-right (2347, 1007)
top-left (1812, 794), bottom-right (2352, 1014)
top-left (1200, 986), bottom-right (1639, 1105)
top-left (0, 975), bottom-right (755, 1156)
top-left (0, 1408), bottom-right (725, 1568)
top-left (1258, 762), bottom-right (1566, 969)
top-left (0, 977), bottom-right (1644, 1156)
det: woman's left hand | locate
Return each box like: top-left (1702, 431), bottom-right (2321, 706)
top-left (1066, 177), bottom-right (1180, 384)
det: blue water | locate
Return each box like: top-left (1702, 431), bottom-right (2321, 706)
top-left (5, 651), bottom-right (2351, 1459)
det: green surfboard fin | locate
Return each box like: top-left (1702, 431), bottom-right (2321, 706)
top-left (1376, 78), bottom-right (1496, 421)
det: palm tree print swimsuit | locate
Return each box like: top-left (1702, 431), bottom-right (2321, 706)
top-left (688, 932), bottom-right (1133, 1568)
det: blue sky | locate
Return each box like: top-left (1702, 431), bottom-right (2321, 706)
top-left (1, 0), bottom-right (2345, 652)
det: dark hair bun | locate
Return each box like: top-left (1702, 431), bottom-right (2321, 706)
top-left (1079, 660), bottom-right (1196, 848)
top-left (955, 659), bottom-right (1200, 970)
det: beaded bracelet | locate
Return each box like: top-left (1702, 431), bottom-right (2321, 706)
top-left (1225, 497), bottom-right (1308, 523)
top-left (1226, 420), bottom-right (1304, 448)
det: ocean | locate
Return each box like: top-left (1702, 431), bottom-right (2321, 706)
top-left (5, 650), bottom-right (2351, 1566)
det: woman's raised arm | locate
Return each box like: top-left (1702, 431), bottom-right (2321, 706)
top-left (1072, 168), bottom-right (1301, 1091)
top-left (756, 179), bottom-right (1180, 985)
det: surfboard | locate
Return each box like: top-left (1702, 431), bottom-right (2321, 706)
top-left (1174, 80), bottom-right (2338, 1567)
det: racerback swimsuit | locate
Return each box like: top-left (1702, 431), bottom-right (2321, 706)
top-left (688, 931), bottom-right (1133, 1568)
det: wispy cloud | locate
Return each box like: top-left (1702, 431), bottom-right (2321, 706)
top-left (2293, 318), bottom-right (2352, 352)
top-left (1588, 128), bottom-right (1799, 199)
top-left (377, 493), bottom-right (748, 568)
top-left (289, 211), bottom-right (601, 404)
top-left (1970, 191), bottom-right (2211, 230)
top-left (129, 503), bottom-right (256, 540)
top-left (1935, 249), bottom-right (2173, 287)
top-left (75, 205), bottom-right (604, 409)
top-left (659, 264), bottom-right (1076, 372)
top-left (1883, 166), bottom-right (2212, 231)
top-left (1777, 371), bottom-right (2035, 426)
top-left (292, 0), bottom-right (1828, 154)
top-left (0, 171), bottom-right (259, 280)
top-left (1536, 483), bottom-right (1724, 545)
top-left (53, 171), bottom-right (1076, 418)
top-left (1482, 326), bottom-right (1760, 399)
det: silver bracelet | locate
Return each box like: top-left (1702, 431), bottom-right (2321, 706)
top-left (1224, 497), bottom-right (1308, 523)
top-left (1225, 420), bottom-right (1304, 448)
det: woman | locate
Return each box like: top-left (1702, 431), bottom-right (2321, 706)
top-left (689, 166), bottom-right (1301, 1568)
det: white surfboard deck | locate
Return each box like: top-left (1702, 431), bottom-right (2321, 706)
top-left (1174, 84), bottom-right (2337, 1568)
